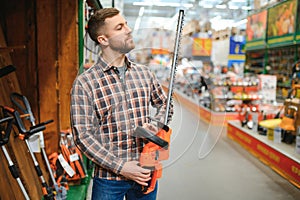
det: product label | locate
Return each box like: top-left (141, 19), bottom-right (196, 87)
top-left (58, 154), bottom-right (75, 177)
top-left (70, 153), bottom-right (79, 162)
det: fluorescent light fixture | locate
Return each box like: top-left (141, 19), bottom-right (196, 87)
top-left (138, 6), bottom-right (144, 16)
top-left (133, 2), bottom-right (193, 8)
top-left (210, 15), bottom-right (222, 22)
top-left (134, 17), bottom-right (141, 30)
top-left (229, 5), bottom-right (239, 10)
top-left (216, 5), bottom-right (227, 9)
top-left (241, 6), bottom-right (251, 10)
top-left (202, 4), bottom-right (213, 8)
top-left (134, 7), bottom-right (144, 30)
top-left (231, 0), bottom-right (247, 2)
top-left (233, 19), bottom-right (247, 27)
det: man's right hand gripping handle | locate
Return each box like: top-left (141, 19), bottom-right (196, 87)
top-left (133, 125), bottom-right (172, 194)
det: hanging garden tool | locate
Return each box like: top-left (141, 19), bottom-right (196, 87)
top-left (10, 92), bottom-right (68, 199)
top-left (0, 63), bottom-right (30, 199)
top-left (0, 65), bottom-right (16, 78)
top-left (0, 112), bottom-right (30, 200)
top-left (133, 9), bottom-right (184, 194)
top-left (3, 106), bottom-right (55, 200)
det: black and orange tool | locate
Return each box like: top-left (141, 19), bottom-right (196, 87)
top-left (3, 106), bottom-right (55, 200)
top-left (133, 9), bottom-right (184, 194)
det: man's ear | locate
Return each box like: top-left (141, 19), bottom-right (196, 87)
top-left (97, 35), bottom-right (108, 46)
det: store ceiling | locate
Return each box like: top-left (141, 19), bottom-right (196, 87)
top-left (122, 0), bottom-right (256, 30)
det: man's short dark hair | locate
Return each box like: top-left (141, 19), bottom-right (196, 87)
top-left (87, 8), bottom-right (120, 43)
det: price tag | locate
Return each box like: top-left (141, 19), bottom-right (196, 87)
top-left (70, 153), bottom-right (79, 162)
top-left (28, 133), bottom-right (41, 153)
top-left (58, 154), bottom-right (75, 177)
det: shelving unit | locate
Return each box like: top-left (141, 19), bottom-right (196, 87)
top-left (227, 120), bottom-right (300, 188)
top-left (210, 78), bottom-right (260, 112)
top-left (268, 46), bottom-right (296, 88)
top-left (245, 50), bottom-right (266, 74)
top-left (171, 82), bottom-right (300, 188)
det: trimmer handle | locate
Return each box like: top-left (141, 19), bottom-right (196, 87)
top-left (2, 106), bottom-right (53, 139)
top-left (133, 126), bottom-right (169, 149)
top-left (0, 115), bottom-right (14, 145)
top-left (10, 92), bottom-right (35, 123)
top-left (0, 65), bottom-right (16, 78)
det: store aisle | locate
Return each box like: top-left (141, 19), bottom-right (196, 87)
top-left (86, 98), bottom-right (300, 200)
top-left (157, 99), bottom-right (300, 200)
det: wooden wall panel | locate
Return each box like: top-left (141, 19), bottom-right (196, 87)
top-left (3, 0), bottom-right (38, 112)
top-left (36, 0), bottom-right (60, 155)
top-left (58, 0), bottom-right (79, 131)
top-left (0, 6), bottom-right (42, 199)
top-left (1, 0), bottom-right (79, 199)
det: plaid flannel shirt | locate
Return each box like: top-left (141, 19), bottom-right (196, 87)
top-left (70, 56), bottom-right (172, 180)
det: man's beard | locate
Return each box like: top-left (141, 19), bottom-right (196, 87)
top-left (120, 40), bottom-right (135, 54)
top-left (109, 37), bottom-right (135, 54)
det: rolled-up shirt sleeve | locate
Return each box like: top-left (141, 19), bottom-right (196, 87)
top-left (70, 78), bottom-right (125, 175)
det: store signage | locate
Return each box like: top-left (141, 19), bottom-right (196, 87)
top-left (245, 10), bottom-right (267, 50)
top-left (267, 0), bottom-right (297, 47)
top-left (296, 0), bottom-right (300, 42)
top-left (246, 10), bottom-right (267, 42)
top-left (228, 122), bottom-right (300, 188)
top-left (192, 38), bottom-right (212, 56)
top-left (258, 75), bottom-right (277, 103)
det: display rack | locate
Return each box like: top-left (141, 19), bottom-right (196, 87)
top-left (210, 76), bottom-right (261, 113)
top-left (267, 45), bottom-right (297, 99)
top-left (227, 120), bottom-right (300, 188)
top-left (172, 87), bottom-right (239, 126)
top-left (172, 84), bottom-right (300, 188)
top-left (245, 50), bottom-right (266, 74)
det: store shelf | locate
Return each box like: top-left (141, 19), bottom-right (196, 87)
top-left (171, 83), bottom-right (300, 188)
top-left (245, 50), bottom-right (266, 74)
top-left (227, 120), bottom-right (300, 188)
top-left (172, 87), bottom-right (239, 126)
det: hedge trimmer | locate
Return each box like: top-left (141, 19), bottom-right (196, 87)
top-left (133, 9), bottom-right (184, 194)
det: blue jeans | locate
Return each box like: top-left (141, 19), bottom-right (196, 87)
top-left (91, 178), bottom-right (158, 200)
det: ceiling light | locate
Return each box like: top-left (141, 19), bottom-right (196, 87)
top-left (133, 2), bottom-right (193, 8)
top-left (210, 15), bottom-right (222, 22)
top-left (229, 5), bottom-right (239, 10)
top-left (233, 19), bottom-right (247, 27)
top-left (231, 0), bottom-right (247, 2)
top-left (241, 6), bottom-right (251, 10)
top-left (202, 4), bottom-right (213, 8)
top-left (138, 6), bottom-right (144, 16)
top-left (216, 5), bottom-right (227, 9)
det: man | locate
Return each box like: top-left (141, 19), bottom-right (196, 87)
top-left (70, 8), bottom-right (172, 200)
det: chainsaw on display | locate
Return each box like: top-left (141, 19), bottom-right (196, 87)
top-left (133, 9), bottom-right (184, 194)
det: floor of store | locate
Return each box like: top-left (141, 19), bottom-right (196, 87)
top-left (86, 98), bottom-right (300, 200)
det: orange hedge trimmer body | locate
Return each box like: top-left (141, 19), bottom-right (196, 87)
top-left (134, 9), bottom-right (184, 194)
top-left (137, 125), bottom-right (172, 194)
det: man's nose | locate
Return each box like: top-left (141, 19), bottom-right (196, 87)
top-left (125, 24), bottom-right (132, 34)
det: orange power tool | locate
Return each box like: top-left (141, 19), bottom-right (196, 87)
top-left (134, 124), bottom-right (172, 194)
top-left (133, 9), bottom-right (184, 194)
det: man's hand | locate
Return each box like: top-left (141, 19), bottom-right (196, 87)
top-left (120, 161), bottom-right (151, 186)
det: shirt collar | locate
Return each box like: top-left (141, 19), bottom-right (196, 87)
top-left (99, 55), bottom-right (132, 72)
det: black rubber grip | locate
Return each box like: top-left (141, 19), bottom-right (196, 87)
top-left (35, 165), bottom-right (43, 176)
top-left (134, 126), bottom-right (168, 148)
top-left (0, 65), bottom-right (16, 78)
top-left (9, 165), bottom-right (19, 179)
